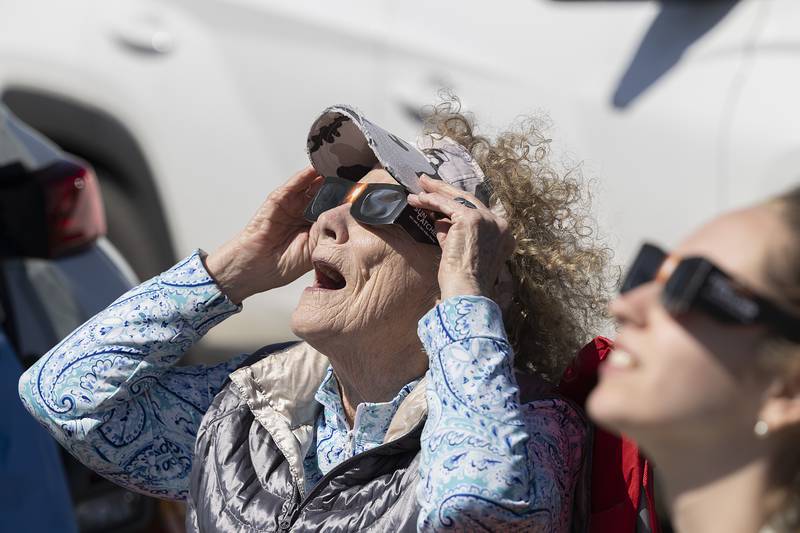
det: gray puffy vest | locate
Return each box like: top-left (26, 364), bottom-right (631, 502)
top-left (184, 342), bottom-right (590, 532)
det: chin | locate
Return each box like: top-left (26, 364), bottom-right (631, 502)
top-left (290, 304), bottom-right (320, 341)
top-left (586, 384), bottom-right (639, 435)
top-left (588, 386), bottom-right (680, 451)
top-left (290, 295), bottom-right (339, 343)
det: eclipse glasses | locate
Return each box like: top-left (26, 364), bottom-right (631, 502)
top-left (622, 243), bottom-right (800, 342)
top-left (304, 176), bottom-right (438, 245)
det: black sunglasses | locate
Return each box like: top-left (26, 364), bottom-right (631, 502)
top-left (621, 243), bottom-right (800, 342)
top-left (303, 176), bottom-right (438, 246)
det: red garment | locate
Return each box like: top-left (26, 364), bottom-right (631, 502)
top-left (558, 337), bottom-right (660, 533)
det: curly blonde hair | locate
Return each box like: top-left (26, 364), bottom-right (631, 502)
top-left (424, 96), bottom-right (615, 381)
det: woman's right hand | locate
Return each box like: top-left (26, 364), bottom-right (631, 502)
top-left (204, 166), bottom-right (323, 304)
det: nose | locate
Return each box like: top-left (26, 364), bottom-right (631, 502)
top-left (609, 283), bottom-right (659, 329)
top-left (313, 204), bottom-right (350, 244)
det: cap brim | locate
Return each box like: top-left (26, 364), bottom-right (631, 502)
top-left (307, 105), bottom-right (436, 194)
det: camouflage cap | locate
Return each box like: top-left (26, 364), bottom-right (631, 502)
top-left (307, 104), bottom-right (488, 202)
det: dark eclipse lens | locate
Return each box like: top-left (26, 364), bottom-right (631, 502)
top-left (662, 258), bottom-right (713, 316)
top-left (359, 189), bottom-right (406, 219)
top-left (621, 244), bottom-right (666, 293)
top-left (310, 180), bottom-right (350, 219)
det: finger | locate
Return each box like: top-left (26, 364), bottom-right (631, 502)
top-left (304, 175), bottom-right (325, 198)
top-left (284, 165), bottom-right (322, 192)
top-left (268, 168), bottom-right (323, 218)
top-left (409, 194), bottom-right (451, 221)
top-left (419, 175), bottom-right (487, 209)
top-left (408, 191), bottom-right (469, 219)
top-left (434, 219), bottom-right (451, 247)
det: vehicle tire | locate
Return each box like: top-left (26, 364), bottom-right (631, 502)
top-left (95, 167), bottom-right (173, 281)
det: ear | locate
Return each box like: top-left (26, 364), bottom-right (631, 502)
top-left (759, 376), bottom-right (800, 433)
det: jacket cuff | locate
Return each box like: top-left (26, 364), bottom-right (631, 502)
top-left (158, 250), bottom-right (242, 336)
top-left (418, 295), bottom-right (508, 355)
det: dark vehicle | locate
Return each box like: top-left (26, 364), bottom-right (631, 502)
top-left (0, 105), bottom-right (183, 533)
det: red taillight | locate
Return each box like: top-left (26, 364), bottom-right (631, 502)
top-left (43, 162), bottom-right (107, 257)
top-left (0, 159), bottom-right (106, 259)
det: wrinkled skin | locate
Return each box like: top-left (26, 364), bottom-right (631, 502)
top-left (205, 167), bottom-right (323, 305)
top-left (206, 167), bottom-right (513, 417)
top-left (290, 169), bottom-right (441, 399)
top-left (408, 175), bottom-right (515, 300)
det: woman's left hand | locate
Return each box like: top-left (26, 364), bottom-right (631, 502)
top-left (407, 176), bottom-right (515, 300)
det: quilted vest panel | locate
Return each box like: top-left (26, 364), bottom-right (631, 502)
top-left (185, 381), bottom-right (423, 533)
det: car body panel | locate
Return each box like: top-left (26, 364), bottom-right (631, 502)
top-left (2, 238), bottom-right (136, 362)
top-left (0, 327), bottom-right (77, 533)
top-left (1, 0), bottom-right (797, 350)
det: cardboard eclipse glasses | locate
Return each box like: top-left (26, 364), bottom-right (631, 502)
top-left (622, 243), bottom-right (800, 342)
top-left (304, 176), bottom-right (438, 246)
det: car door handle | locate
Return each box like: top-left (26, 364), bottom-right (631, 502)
top-left (113, 16), bottom-right (175, 55)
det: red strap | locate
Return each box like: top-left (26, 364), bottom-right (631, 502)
top-left (558, 337), bottom-right (660, 533)
top-left (585, 430), bottom-right (641, 532)
top-left (558, 336), bottom-right (613, 405)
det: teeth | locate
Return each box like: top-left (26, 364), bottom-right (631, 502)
top-left (323, 265), bottom-right (342, 283)
top-left (314, 261), bottom-right (345, 289)
top-left (607, 349), bottom-right (637, 369)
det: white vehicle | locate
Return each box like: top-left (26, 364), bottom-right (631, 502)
top-left (1, 0), bottom-right (797, 354)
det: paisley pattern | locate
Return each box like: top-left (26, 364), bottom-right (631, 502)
top-left (417, 296), bottom-right (586, 532)
top-left (17, 252), bottom-right (248, 499)
top-left (303, 367), bottom-right (421, 488)
top-left (19, 253), bottom-right (586, 532)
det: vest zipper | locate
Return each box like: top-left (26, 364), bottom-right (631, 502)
top-left (283, 419), bottom-right (425, 528)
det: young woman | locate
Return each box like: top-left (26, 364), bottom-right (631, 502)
top-left (588, 187), bottom-right (800, 533)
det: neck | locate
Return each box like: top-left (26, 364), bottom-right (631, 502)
top-left (644, 433), bottom-right (773, 533)
top-left (310, 333), bottom-right (428, 427)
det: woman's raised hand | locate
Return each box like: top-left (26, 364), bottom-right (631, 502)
top-left (407, 176), bottom-right (515, 301)
top-left (205, 166), bottom-right (323, 304)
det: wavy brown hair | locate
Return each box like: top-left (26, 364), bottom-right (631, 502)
top-left (423, 95), bottom-right (615, 381)
top-left (762, 186), bottom-right (800, 533)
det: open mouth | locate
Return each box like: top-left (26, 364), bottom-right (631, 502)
top-left (313, 260), bottom-right (346, 290)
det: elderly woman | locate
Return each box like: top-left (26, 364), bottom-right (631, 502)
top-left (19, 100), bottom-right (610, 532)
top-left (588, 187), bottom-right (800, 533)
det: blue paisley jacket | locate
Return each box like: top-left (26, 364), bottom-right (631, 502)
top-left (19, 251), bottom-right (587, 532)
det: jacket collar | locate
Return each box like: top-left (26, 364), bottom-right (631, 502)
top-left (227, 341), bottom-right (428, 491)
top-left (230, 342), bottom-right (330, 429)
